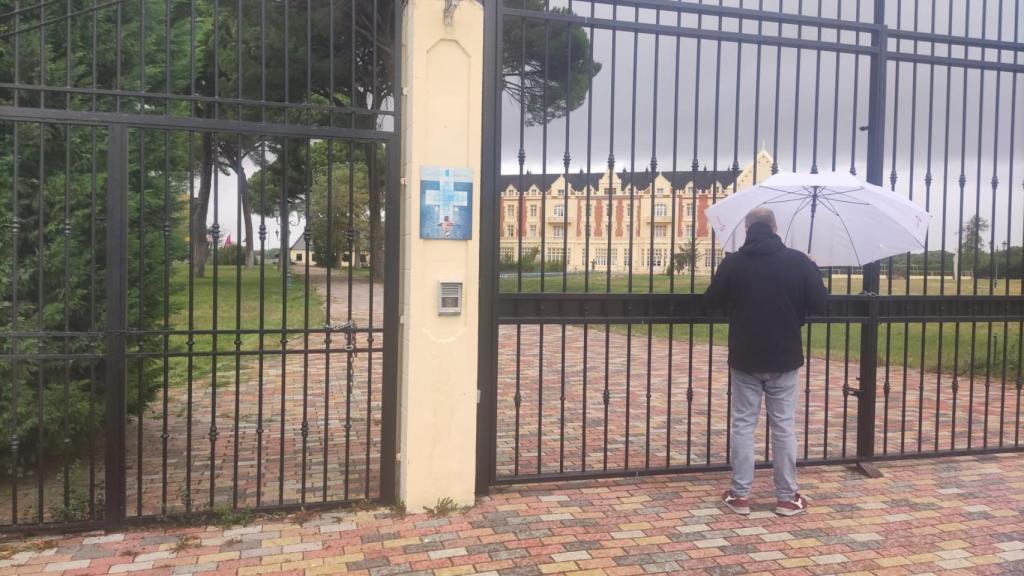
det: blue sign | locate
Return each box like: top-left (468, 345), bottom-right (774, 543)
top-left (420, 166), bottom-right (473, 240)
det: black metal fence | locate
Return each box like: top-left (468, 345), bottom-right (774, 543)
top-left (0, 0), bottom-right (401, 531)
top-left (478, 0), bottom-right (1024, 490)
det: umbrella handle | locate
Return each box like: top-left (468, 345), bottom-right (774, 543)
top-left (807, 187), bottom-right (819, 254)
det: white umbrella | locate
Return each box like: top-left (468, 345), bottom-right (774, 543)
top-left (704, 171), bottom-right (931, 267)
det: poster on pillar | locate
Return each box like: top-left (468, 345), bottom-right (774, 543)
top-left (420, 166), bottom-right (473, 240)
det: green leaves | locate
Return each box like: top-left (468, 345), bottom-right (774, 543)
top-left (502, 1), bottom-right (603, 126)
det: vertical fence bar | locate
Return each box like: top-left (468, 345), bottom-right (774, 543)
top-left (232, 132), bottom-right (243, 510)
top-left (476, 0), bottom-right (500, 496)
top-left (1007, 1), bottom-right (1021, 449)
top-left (365, 141), bottom-right (376, 499)
top-left (36, 114), bottom-right (46, 527)
top-left (537, 11), bottom-right (550, 475)
top-left (137, 126), bottom-right (146, 518)
top-left (343, 141), bottom-right (354, 498)
top-left (923, 0), bottom-right (938, 452)
top-left (10, 118), bottom-right (21, 527)
top-left (938, 0), bottom-right (954, 452)
top-left (62, 25), bottom-right (72, 511)
top-left (560, 3), bottom-right (573, 475)
top-left (300, 0), bottom-right (312, 506)
top-left (105, 124), bottom-right (129, 527)
top-left (255, 0), bottom-right (267, 510)
top-left (379, 0), bottom-right (402, 504)
top-left (278, 136), bottom-right (289, 506)
top-left (855, 0), bottom-right (886, 477)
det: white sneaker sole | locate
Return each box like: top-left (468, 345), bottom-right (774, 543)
top-left (774, 505), bottom-right (806, 516)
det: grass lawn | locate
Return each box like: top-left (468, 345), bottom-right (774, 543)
top-left (163, 264), bottom-right (326, 388)
top-left (501, 272), bottom-right (1023, 377)
top-left (500, 271), bottom-right (1023, 296)
top-left (615, 321), bottom-right (1022, 378)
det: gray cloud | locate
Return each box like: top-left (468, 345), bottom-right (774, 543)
top-left (499, 0), bottom-right (1024, 251)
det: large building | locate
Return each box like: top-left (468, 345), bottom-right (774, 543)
top-left (499, 149), bottom-right (775, 275)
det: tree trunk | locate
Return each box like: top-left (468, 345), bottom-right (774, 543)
top-left (236, 158), bottom-right (255, 268)
top-left (191, 132), bottom-right (214, 277)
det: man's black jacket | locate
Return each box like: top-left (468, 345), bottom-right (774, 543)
top-left (703, 221), bottom-right (830, 373)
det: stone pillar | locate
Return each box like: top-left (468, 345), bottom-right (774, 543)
top-left (398, 0), bottom-right (484, 511)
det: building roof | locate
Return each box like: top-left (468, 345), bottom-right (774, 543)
top-left (289, 233), bottom-right (306, 252)
top-left (498, 166), bottom-right (741, 194)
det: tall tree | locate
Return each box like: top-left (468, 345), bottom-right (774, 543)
top-left (501, 0), bottom-right (603, 126)
top-left (672, 238), bottom-right (703, 275)
top-left (959, 215), bottom-right (989, 275)
top-left (202, 0), bottom-right (602, 280)
top-left (0, 0), bottom-right (194, 462)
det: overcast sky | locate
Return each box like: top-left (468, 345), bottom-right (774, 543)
top-left (209, 0), bottom-right (1023, 254)
top-left (498, 0), bottom-right (1024, 252)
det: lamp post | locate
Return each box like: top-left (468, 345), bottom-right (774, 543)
top-left (989, 240), bottom-right (998, 292)
top-left (996, 240), bottom-right (1008, 291)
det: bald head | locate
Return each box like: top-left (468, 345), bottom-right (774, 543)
top-left (745, 207), bottom-right (777, 232)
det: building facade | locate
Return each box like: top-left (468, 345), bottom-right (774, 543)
top-left (498, 150), bottom-right (775, 275)
top-left (289, 235), bottom-right (317, 266)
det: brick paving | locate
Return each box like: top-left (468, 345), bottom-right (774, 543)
top-left (1, 453), bottom-right (1023, 574)
top-left (0, 269), bottom-right (386, 524)
top-left (5, 268), bottom-right (1021, 525)
top-left (122, 268), bottom-right (387, 516)
top-left (496, 324), bottom-right (1023, 479)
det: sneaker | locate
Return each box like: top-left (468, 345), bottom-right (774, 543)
top-left (775, 493), bottom-right (808, 516)
top-left (722, 490), bottom-right (751, 515)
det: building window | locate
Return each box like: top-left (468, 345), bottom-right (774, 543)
top-left (704, 248), bottom-right (725, 269)
top-left (553, 204), bottom-right (564, 218)
top-left (657, 187), bottom-right (665, 196)
top-left (686, 204), bottom-right (694, 217)
top-left (649, 248), bottom-right (665, 267)
top-left (529, 205), bottom-right (538, 218)
top-left (296, 252), bottom-right (303, 262)
top-left (553, 226), bottom-right (564, 239)
top-left (558, 188), bottom-right (565, 196)
top-left (655, 203), bottom-right (667, 217)
top-left (506, 205), bottom-right (515, 217)
top-left (500, 247), bottom-right (515, 262)
top-left (685, 225), bottom-right (694, 239)
top-left (546, 247), bottom-right (565, 262)
top-left (506, 225), bottom-right (515, 238)
top-left (529, 224), bottom-right (537, 237)
top-left (655, 225), bottom-right (667, 238)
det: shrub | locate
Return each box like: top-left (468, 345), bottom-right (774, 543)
top-left (0, 123), bottom-right (186, 468)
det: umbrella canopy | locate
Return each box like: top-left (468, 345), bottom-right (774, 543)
top-left (704, 171), bottom-right (931, 267)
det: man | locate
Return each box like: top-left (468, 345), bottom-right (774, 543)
top-left (703, 207), bottom-right (828, 516)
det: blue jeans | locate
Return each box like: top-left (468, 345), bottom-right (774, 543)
top-left (729, 368), bottom-right (799, 501)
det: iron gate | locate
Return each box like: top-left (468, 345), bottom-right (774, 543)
top-left (0, 0), bottom-right (401, 531)
top-left (478, 0), bottom-right (1024, 490)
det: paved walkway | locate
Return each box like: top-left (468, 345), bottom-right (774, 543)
top-left (2, 453), bottom-right (1023, 575)
top-left (496, 323), bottom-right (1022, 479)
